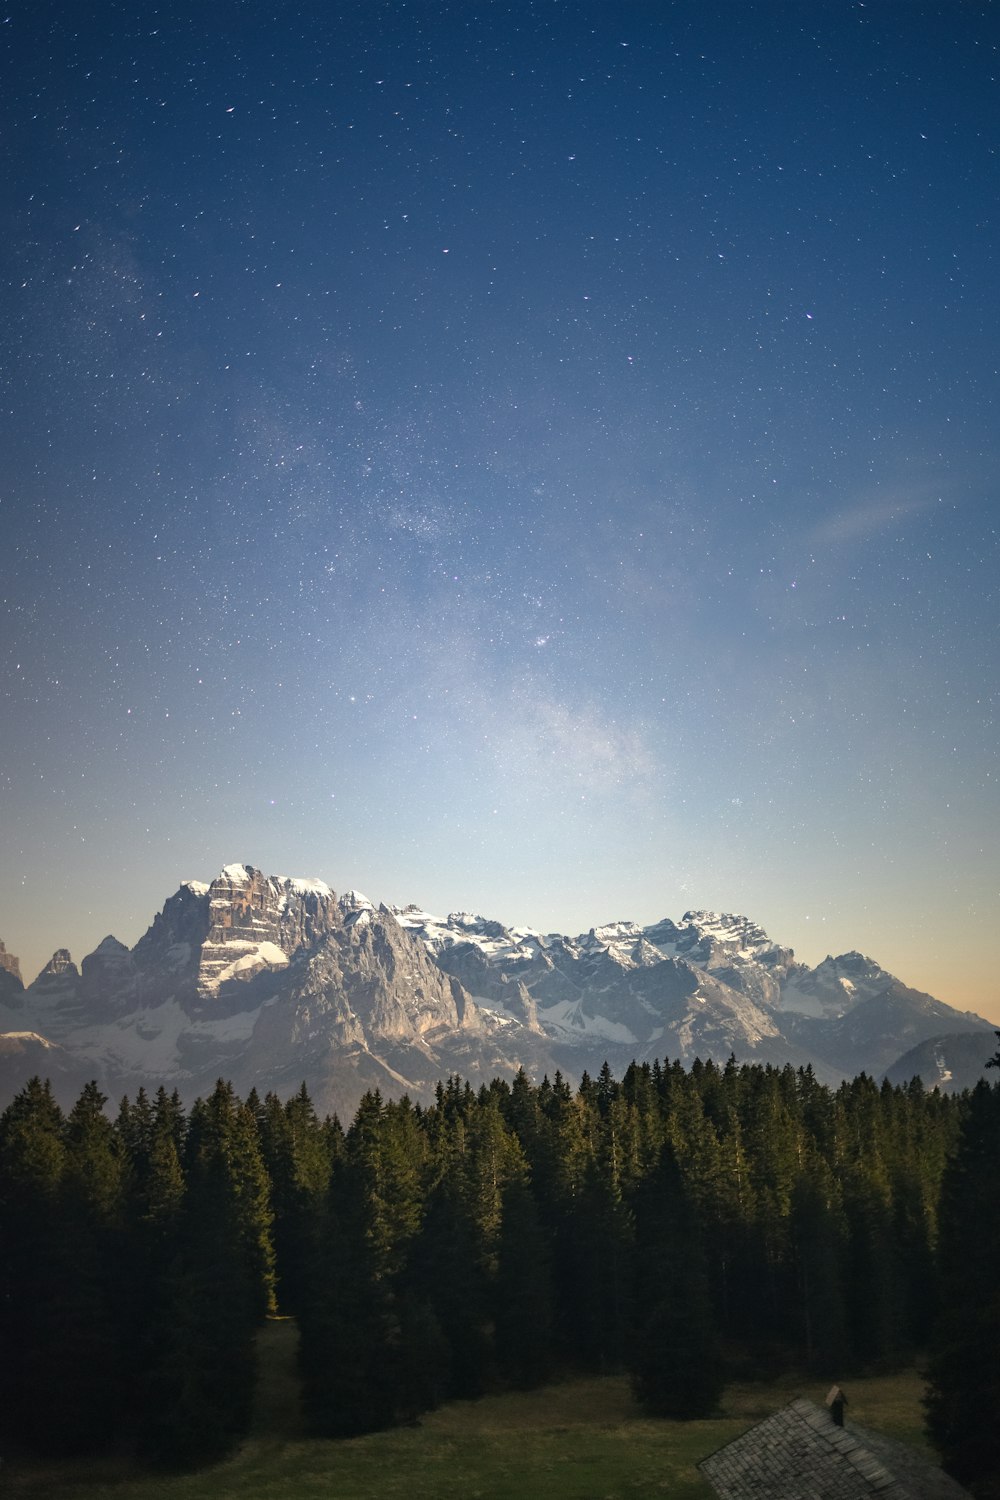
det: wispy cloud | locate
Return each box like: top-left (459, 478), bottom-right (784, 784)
top-left (812, 484), bottom-right (942, 546)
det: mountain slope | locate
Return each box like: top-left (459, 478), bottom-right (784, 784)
top-left (781, 977), bottom-right (990, 1078)
top-left (882, 1030), bottom-right (999, 1093)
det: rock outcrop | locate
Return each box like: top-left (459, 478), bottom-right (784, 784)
top-left (0, 940), bottom-right (24, 1009)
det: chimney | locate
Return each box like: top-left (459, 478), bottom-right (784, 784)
top-left (825, 1385), bottom-right (848, 1427)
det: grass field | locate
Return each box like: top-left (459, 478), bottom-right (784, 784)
top-left (5, 1320), bottom-right (936, 1500)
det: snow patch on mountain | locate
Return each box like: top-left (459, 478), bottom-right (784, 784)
top-left (0, 1030), bottom-right (57, 1048)
top-left (392, 905), bottom-right (547, 964)
top-left (682, 910), bottom-right (777, 951)
top-left (214, 941), bottom-right (289, 985)
top-left (536, 997), bottom-right (639, 1045)
top-left (53, 991), bottom-right (276, 1080)
top-left (281, 876), bottom-right (334, 898)
top-left (340, 888), bottom-right (374, 908)
top-left (194, 865), bottom-right (341, 998)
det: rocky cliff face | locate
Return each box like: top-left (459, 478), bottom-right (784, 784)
top-left (28, 949), bottom-right (83, 1025)
top-left (0, 939), bottom-right (22, 985)
top-left (642, 911), bottom-right (797, 1010)
top-left (195, 867), bottom-right (333, 994)
top-left (103, 865), bottom-right (344, 1017)
top-left (0, 940), bottom-right (23, 1008)
top-left (79, 937), bottom-right (141, 1022)
top-left (235, 901), bottom-right (537, 1117)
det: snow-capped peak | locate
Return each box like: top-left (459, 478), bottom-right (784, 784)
top-left (679, 910), bottom-right (777, 954)
top-left (280, 876), bottom-right (334, 898)
top-left (339, 889), bottom-right (375, 913)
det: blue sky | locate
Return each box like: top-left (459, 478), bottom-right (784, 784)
top-left (2, 2), bottom-right (997, 1018)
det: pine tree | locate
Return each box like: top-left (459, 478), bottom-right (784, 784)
top-left (460, 1094), bottom-right (527, 1264)
top-left (566, 1151), bottom-right (632, 1371)
top-left (411, 1095), bottom-right (526, 1399)
top-left (138, 1082), bottom-right (273, 1466)
top-left (925, 1080), bottom-right (1000, 1495)
top-left (406, 1173), bottom-right (489, 1399)
top-left (0, 1078), bottom-right (68, 1453)
top-left (256, 1085), bottom-right (332, 1315)
top-left (788, 1154), bottom-right (848, 1370)
top-left (117, 1092), bottom-right (186, 1440)
top-left (50, 1081), bottom-right (127, 1452)
top-left (300, 1150), bottom-right (399, 1435)
top-left (494, 1178), bottom-right (553, 1388)
top-left (299, 1091), bottom-right (428, 1435)
top-left (840, 1155), bottom-right (904, 1367)
top-left (628, 1144), bottom-right (724, 1418)
top-left (738, 1066), bottom-right (801, 1349)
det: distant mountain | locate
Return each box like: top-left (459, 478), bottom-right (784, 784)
top-left (392, 905), bottom-right (824, 1081)
top-left (0, 1028), bottom-right (95, 1108)
top-left (778, 973), bottom-right (991, 1079)
top-left (0, 865), bottom-right (992, 1114)
top-left (778, 951), bottom-right (901, 1020)
top-left (882, 1030), bottom-right (999, 1093)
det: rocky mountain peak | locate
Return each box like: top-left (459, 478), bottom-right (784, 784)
top-left (585, 920), bottom-right (645, 951)
top-left (679, 910), bottom-right (781, 955)
top-left (816, 951), bottom-right (882, 979)
top-left (192, 864), bottom-right (342, 1002)
top-left (40, 949), bottom-right (78, 978)
top-left (449, 913), bottom-right (512, 941)
top-left (24, 949), bottom-right (82, 1025)
top-left (339, 888), bottom-right (374, 912)
top-left (0, 939), bottom-right (22, 985)
top-left (94, 935), bottom-right (129, 956)
top-left (0, 940), bottom-right (24, 1010)
top-left (79, 936), bottom-right (140, 1021)
top-left (779, 950), bottom-right (892, 1021)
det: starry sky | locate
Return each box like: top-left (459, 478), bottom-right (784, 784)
top-left (2, 1), bottom-right (998, 1020)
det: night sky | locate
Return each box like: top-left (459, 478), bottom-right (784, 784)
top-left (2, 2), bottom-right (998, 1021)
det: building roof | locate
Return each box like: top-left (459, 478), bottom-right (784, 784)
top-left (699, 1397), bottom-right (971, 1500)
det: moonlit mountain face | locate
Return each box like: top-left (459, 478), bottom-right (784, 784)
top-left (0, 866), bottom-right (993, 1116)
top-left (1, 5), bottom-right (998, 1024)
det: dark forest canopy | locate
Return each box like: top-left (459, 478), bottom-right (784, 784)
top-left (1, 1057), bottom-right (997, 1492)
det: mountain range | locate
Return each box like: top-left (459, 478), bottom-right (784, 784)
top-left (0, 863), bottom-right (995, 1116)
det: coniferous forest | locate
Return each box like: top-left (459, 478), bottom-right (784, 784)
top-left (1, 1054), bottom-right (998, 1493)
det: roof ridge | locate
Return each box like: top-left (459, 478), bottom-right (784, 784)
top-left (835, 1428), bottom-right (910, 1498)
top-left (698, 1397), bottom-right (935, 1500)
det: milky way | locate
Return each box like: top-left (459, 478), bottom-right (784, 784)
top-left (1, 2), bottom-right (997, 1018)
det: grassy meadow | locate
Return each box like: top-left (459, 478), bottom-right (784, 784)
top-left (5, 1319), bottom-right (936, 1500)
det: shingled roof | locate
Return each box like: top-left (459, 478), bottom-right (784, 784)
top-left (699, 1397), bottom-right (971, 1500)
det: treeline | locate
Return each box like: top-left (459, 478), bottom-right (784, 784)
top-left (0, 1058), bottom-right (996, 1482)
